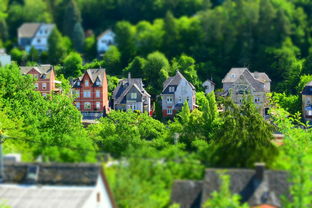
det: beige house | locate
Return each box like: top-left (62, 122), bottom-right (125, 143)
top-left (222, 68), bottom-right (271, 116)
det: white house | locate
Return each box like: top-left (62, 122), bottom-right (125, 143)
top-left (18, 23), bottom-right (55, 52)
top-left (0, 162), bottom-right (117, 208)
top-left (97, 30), bottom-right (115, 54)
top-left (161, 71), bottom-right (196, 117)
top-left (0, 49), bottom-right (11, 66)
top-left (202, 79), bottom-right (215, 94)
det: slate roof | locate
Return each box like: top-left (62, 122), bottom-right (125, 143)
top-left (171, 165), bottom-right (290, 208)
top-left (112, 74), bottom-right (150, 104)
top-left (222, 68), bottom-right (270, 92)
top-left (302, 81), bottom-right (312, 95)
top-left (0, 185), bottom-right (94, 208)
top-left (18, 23), bottom-right (41, 38)
top-left (3, 162), bottom-right (100, 186)
top-left (20, 65), bottom-right (54, 78)
top-left (162, 71), bottom-right (195, 94)
top-left (72, 69), bottom-right (106, 88)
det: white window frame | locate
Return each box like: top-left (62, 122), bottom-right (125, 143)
top-left (75, 90), bottom-right (80, 98)
top-left (96, 90), bottom-right (101, 98)
top-left (130, 93), bottom-right (137, 99)
top-left (83, 90), bottom-right (91, 98)
top-left (34, 83), bottom-right (38, 89)
top-left (167, 109), bottom-right (173, 115)
top-left (167, 96), bottom-right (173, 103)
top-left (76, 102), bottom-right (80, 109)
top-left (169, 87), bottom-right (175, 93)
top-left (84, 102), bottom-right (91, 109)
top-left (85, 80), bottom-right (89, 87)
top-left (96, 102), bottom-right (101, 109)
top-left (42, 83), bottom-right (47, 90)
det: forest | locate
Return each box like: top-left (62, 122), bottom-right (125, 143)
top-left (1, 0), bottom-right (312, 207)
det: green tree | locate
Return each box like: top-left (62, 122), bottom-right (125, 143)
top-left (122, 56), bottom-right (146, 78)
top-left (84, 34), bottom-right (97, 61)
top-left (203, 173), bottom-right (249, 208)
top-left (72, 22), bottom-right (85, 52)
top-left (48, 28), bottom-right (71, 65)
top-left (102, 46), bottom-right (121, 75)
top-left (62, 0), bottom-right (82, 38)
top-left (62, 52), bottom-right (83, 78)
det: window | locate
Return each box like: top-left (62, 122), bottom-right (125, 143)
top-left (169, 86), bottom-right (175, 92)
top-left (178, 97), bottom-right (182, 103)
top-left (255, 97), bottom-right (260, 103)
top-left (128, 104), bottom-right (136, 110)
top-left (34, 83), bottom-right (38, 89)
top-left (77, 81), bottom-right (80, 86)
top-left (166, 96), bottom-right (173, 103)
top-left (96, 80), bottom-right (100, 85)
top-left (34, 74), bottom-right (39, 79)
top-left (76, 102), bottom-right (80, 109)
top-left (75, 90), bottom-right (80, 98)
top-left (85, 80), bottom-right (89, 87)
top-left (42, 83), bottom-right (47, 90)
top-left (83, 90), bottom-right (91, 98)
top-left (96, 90), bottom-right (101, 98)
top-left (96, 102), bottom-right (101, 109)
top-left (167, 109), bottom-right (173, 115)
top-left (42, 74), bottom-right (46, 79)
top-left (37, 38), bottom-right (41, 43)
top-left (84, 102), bottom-right (91, 109)
top-left (42, 93), bottom-right (46, 97)
top-left (130, 93), bottom-right (137, 99)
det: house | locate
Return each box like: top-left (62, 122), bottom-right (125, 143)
top-left (0, 49), bottom-right (11, 67)
top-left (72, 69), bottom-right (109, 120)
top-left (0, 162), bottom-right (117, 208)
top-left (202, 79), bottom-right (215, 94)
top-left (18, 23), bottom-right (55, 52)
top-left (20, 65), bottom-right (61, 96)
top-left (171, 163), bottom-right (290, 208)
top-left (301, 81), bottom-right (312, 122)
top-left (222, 68), bottom-right (271, 116)
top-left (112, 73), bottom-right (151, 113)
top-left (97, 30), bottom-right (115, 54)
top-left (161, 71), bottom-right (196, 117)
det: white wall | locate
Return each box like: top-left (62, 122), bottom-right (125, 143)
top-left (97, 32), bottom-right (115, 53)
top-left (0, 54), bottom-right (11, 66)
top-left (30, 24), bottom-right (54, 52)
top-left (175, 79), bottom-right (194, 110)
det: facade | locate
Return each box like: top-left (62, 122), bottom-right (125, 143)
top-left (0, 49), bottom-right (11, 66)
top-left (0, 162), bottom-right (117, 208)
top-left (97, 30), bottom-right (115, 54)
top-left (18, 23), bottom-right (55, 52)
top-left (202, 79), bottom-right (215, 94)
top-left (301, 81), bottom-right (312, 122)
top-left (161, 71), bottom-right (196, 118)
top-left (171, 163), bottom-right (289, 208)
top-left (20, 65), bottom-right (60, 96)
top-left (72, 69), bottom-right (109, 120)
top-left (112, 73), bottom-right (151, 113)
top-left (222, 68), bottom-right (271, 116)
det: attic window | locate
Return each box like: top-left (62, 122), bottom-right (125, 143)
top-left (77, 81), bottom-right (80, 86)
top-left (231, 74), bottom-right (236, 78)
top-left (96, 80), bottom-right (100, 85)
top-left (169, 87), bottom-right (175, 93)
top-left (85, 80), bottom-right (89, 87)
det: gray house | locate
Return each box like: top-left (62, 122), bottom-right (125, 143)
top-left (171, 163), bottom-right (290, 208)
top-left (112, 73), bottom-right (151, 114)
top-left (161, 71), bottom-right (196, 118)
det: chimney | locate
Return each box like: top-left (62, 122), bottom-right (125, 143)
top-left (255, 162), bottom-right (265, 180)
top-left (128, 72), bottom-right (131, 84)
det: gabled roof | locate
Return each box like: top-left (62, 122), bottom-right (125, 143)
top-left (97, 29), bottom-right (114, 40)
top-left (171, 165), bottom-right (290, 208)
top-left (162, 71), bottom-right (195, 93)
top-left (72, 69), bottom-right (106, 88)
top-left (20, 65), bottom-right (54, 78)
top-left (18, 23), bottom-right (41, 38)
top-left (113, 74), bottom-right (150, 104)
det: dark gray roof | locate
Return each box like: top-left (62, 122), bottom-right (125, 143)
top-left (171, 166), bottom-right (290, 208)
top-left (112, 75), bottom-right (150, 104)
top-left (20, 65), bottom-right (54, 78)
top-left (171, 180), bottom-right (203, 208)
top-left (162, 71), bottom-right (195, 94)
top-left (72, 69), bottom-right (106, 88)
top-left (302, 83), bottom-right (312, 95)
top-left (3, 163), bottom-right (101, 186)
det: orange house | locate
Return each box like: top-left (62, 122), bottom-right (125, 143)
top-left (72, 69), bottom-right (109, 120)
top-left (20, 65), bottom-right (60, 96)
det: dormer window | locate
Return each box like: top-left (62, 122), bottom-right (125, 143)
top-left (96, 80), bottom-right (100, 85)
top-left (77, 81), bottom-right (80, 86)
top-left (231, 74), bottom-right (236, 78)
top-left (169, 86), bottom-right (175, 93)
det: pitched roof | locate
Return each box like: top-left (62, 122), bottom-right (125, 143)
top-left (3, 163), bottom-right (101, 186)
top-left (112, 74), bottom-right (150, 104)
top-left (97, 29), bottom-right (114, 40)
top-left (171, 165), bottom-right (290, 208)
top-left (20, 65), bottom-right (54, 78)
top-left (0, 185), bottom-right (94, 208)
top-left (85, 68), bottom-right (106, 83)
top-left (302, 82), bottom-right (312, 95)
top-left (162, 71), bottom-right (195, 93)
top-left (18, 23), bottom-right (41, 38)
